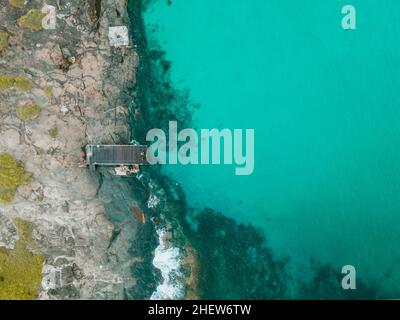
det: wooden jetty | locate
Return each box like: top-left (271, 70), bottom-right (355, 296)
top-left (85, 144), bottom-right (148, 171)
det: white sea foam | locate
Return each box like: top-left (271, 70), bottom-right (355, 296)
top-left (150, 228), bottom-right (185, 300)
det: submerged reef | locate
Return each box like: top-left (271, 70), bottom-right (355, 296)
top-left (185, 208), bottom-right (386, 299)
top-left (128, 0), bottom-right (195, 142)
top-left (0, 218), bottom-right (45, 300)
top-left (297, 262), bottom-right (382, 300)
top-left (0, 153), bottom-right (31, 204)
top-left (127, 0), bottom-right (199, 299)
top-left (186, 209), bottom-right (288, 299)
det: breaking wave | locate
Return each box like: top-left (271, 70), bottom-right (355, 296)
top-left (150, 228), bottom-right (185, 300)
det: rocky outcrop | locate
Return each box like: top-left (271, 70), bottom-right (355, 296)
top-left (0, 0), bottom-right (146, 299)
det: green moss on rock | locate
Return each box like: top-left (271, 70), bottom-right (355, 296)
top-left (43, 86), bottom-right (53, 99)
top-left (16, 103), bottom-right (41, 121)
top-left (0, 75), bottom-right (35, 91)
top-left (9, 0), bottom-right (26, 8)
top-left (49, 127), bottom-right (58, 138)
top-left (0, 29), bottom-right (9, 52)
top-left (0, 153), bottom-right (31, 204)
top-left (0, 218), bottom-right (45, 300)
top-left (14, 76), bottom-right (35, 91)
top-left (0, 75), bottom-right (14, 90)
top-left (17, 10), bottom-right (46, 31)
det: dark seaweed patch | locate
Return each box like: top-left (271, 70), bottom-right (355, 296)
top-left (128, 1), bottom-right (194, 143)
top-left (186, 209), bottom-right (289, 299)
top-left (298, 262), bottom-right (382, 300)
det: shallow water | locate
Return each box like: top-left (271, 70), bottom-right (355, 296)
top-left (142, 0), bottom-right (400, 296)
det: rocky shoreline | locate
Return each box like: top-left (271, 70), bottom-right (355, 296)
top-left (0, 0), bottom-right (162, 299)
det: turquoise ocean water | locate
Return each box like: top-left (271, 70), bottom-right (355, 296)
top-left (142, 0), bottom-right (400, 296)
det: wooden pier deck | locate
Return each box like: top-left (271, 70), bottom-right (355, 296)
top-left (86, 145), bottom-right (148, 170)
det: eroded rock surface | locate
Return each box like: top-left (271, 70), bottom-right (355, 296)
top-left (0, 0), bottom-right (143, 299)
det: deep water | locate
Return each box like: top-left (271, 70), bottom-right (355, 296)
top-left (128, 0), bottom-right (400, 299)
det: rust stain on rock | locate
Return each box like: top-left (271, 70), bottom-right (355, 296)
top-left (131, 207), bottom-right (146, 224)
